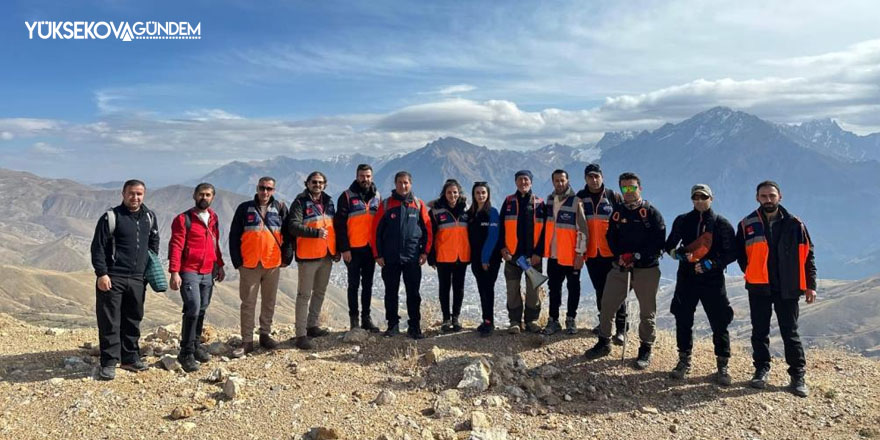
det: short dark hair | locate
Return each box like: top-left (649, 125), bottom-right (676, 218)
top-left (552, 169), bottom-right (568, 179)
top-left (756, 180), bottom-right (781, 194)
top-left (356, 164), bottom-right (372, 173)
top-left (305, 171), bottom-right (327, 188)
top-left (618, 172), bottom-right (641, 187)
top-left (258, 176), bottom-right (275, 185)
top-left (394, 171), bottom-right (412, 183)
top-left (193, 182), bottom-right (215, 196)
top-left (122, 179), bottom-right (145, 192)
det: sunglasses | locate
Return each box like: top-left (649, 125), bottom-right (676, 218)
top-left (258, 185), bottom-right (275, 192)
top-left (620, 185), bottom-right (639, 194)
top-left (692, 194), bottom-right (710, 201)
top-left (309, 180), bottom-right (326, 185)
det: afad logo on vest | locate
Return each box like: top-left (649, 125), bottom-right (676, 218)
top-left (25, 21), bottom-right (201, 42)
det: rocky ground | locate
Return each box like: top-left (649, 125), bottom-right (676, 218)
top-left (1, 313), bottom-right (878, 440)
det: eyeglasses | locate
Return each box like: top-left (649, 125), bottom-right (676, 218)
top-left (620, 185), bottom-right (639, 194)
top-left (309, 180), bottom-right (326, 185)
top-left (692, 194), bottom-right (710, 200)
top-left (474, 181), bottom-right (488, 186)
top-left (258, 185), bottom-right (275, 192)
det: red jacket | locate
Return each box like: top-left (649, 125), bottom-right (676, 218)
top-left (168, 208), bottom-right (225, 274)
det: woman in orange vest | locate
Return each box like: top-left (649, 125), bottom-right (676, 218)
top-left (429, 179), bottom-right (471, 333)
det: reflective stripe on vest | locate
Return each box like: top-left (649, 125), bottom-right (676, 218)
top-left (543, 195), bottom-right (579, 266)
top-left (432, 207), bottom-right (470, 263)
top-left (344, 189), bottom-right (378, 248)
top-left (241, 204), bottom-right (284, 268)
top-left (296, 198), bottom-right (336, 259)
top-left (741, 210), bottom-right (810, 290)
top-left (502, 194), bottom-right (544, 254)
top-left (582, 194), bottom-right (614, 258)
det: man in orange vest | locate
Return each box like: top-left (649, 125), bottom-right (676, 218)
top-left (576, 163), bottom-right (627, 343)
top-left (736, 180), bottom-right (816, 397)
top-left (334, 164), bottom-right (381, 332)
top-left (538, 169), bottom-right (588, 335)
top-left (288, 171), bottom-right (339, 350)
top-left (499, 170), bottom-right (547, 334)
top-left (228, 176), bottom-right (293, 357)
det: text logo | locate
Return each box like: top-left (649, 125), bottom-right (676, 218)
top-left (25, 21), bottom-right (201, 42)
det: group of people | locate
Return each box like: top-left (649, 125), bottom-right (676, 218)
top-left (90, 163), bottom-right (816, 398)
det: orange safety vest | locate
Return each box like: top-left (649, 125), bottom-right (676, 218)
top-left (240, 202), bottom-right (285, 269)
top-left (740, 210), bottom-right (810, 290)
top-left (502, 193), bottom-right (544, 255)
top-left (432, 206), bottom-right (470, 263)
top-left (296, 197), bottom-right (336, 259)
top-left (344, 189), bottom-right (379, 248)
top-left (582, 190), bottom-right (615, 258)
top-left (543, 195), bottom-right (579, 266)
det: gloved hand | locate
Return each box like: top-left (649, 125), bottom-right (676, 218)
top-left (695, 259), bottom-right (714, 274)
top-left (620, 253), bottom-right (635, 267)
top-left (669, 247), bottom-right (688, 260)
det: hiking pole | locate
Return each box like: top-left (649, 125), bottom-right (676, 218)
top-left (620, 268), bottom-right (631, 366)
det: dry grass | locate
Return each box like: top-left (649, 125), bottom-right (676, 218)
top-left (388, 342), bottom-right (422, 377)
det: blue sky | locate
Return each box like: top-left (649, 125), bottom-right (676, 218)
top-left (1, 0), bottom-right (879, 184)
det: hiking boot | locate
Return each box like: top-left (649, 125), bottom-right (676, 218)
top-left (350, 316), bottom-right (360, 330)
top-left (194, 345), bottom-right (211, 363)
top-left (749, 365), bottom-right (771, 389)
top-left (120, 359), bottom-right (148, 373)
top-left (612, 329), bottom-right (626, 346)
top-left (361, 316), bottom-right (381, 333)
top-left (584, 337), bottom-right (612, 359)
top-left (451, 316), bottom-right (462, 332)
top-left (97, 365), bottom-right (116, 381)
top-left (259, 333), bottom-right (279, 349)
top-left (508, 321), bottom-right (522, 335)
top-left (477, 320), bottom-right (494, 337)
top-left (789, 375), bottom-right (809, 398)
top-left (179, 354), bottom-right (200, 373)
top-left (591, 323), bottom-right (601, 335)
top-left (231, 341), bottom-right (254, 358)
top-left (669, 353), bottom-right (692, 380)
top-left (407, 327), bottom-right (425, 340)
top-left (543, 318), bottom-right (562, 336)
top-left (633, 344), bottom-right (652, 370)
top-left (295, 336), bottom-right (314, 350)
top-left (565, 317), bottom-right (577, 335)
top-left (525, 321), bottom-right (542, 333)
top-left (306, 326), bottom-right (330, 338)
top-left (440, 319), bottom-right (454, 333)
top-left (715, 356), bottom-right (732, 386)
top-left (384, 323), bottom-right (400, 338)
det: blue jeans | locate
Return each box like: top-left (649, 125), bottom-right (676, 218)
top-left (180, 272), bottom-right (214, 318)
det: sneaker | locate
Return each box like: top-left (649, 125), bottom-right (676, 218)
top-left (633, 345), bottom-right (652, 370)
top-left (451, 316), bottom-right (462, 332)
top-left (259, 333), bottom-right (280, 349)
top-left (306, 326), bottom-right (330, 338)
top-left (407, 327), bottom-right (425, 340)
top-left (384, 323), bottom-right (400, 338)
top-left (612, 329), bottom-right (626, 346)
top-left (179, 354), bottom-right (200, 373)
top-left (440, 320), bottom-right (454, 333)
top-left (749, 365), bottom-right (771, 389)
top-left (361, 316), bottom-right (381, 333)
top-left (669, 354), bottom-right (691, 380)
top-left (97, 365), bottom-right (116, 381)
top-left (476, 320), bottom-right (494, 337)
top-left (543, 319), bottom-right (562, 336)
top-left (120, 359), bottom-right (148, 372)
top-left (295, 336), bottom-right (315, 350)
top-left (508, 322), bottom-right (522, 335)
top-left (525, 321), bottom-right (542, 333)
top-left (194, 345), bottom-right (211, 363)
top-left (789, 376), bottom-right (809, 398)
top-left (715, 356), bottom-right (732, 386)
top-left (231, 341), bottom-right (254, 358)
top-left (584, 337), bottom-right (612, 359)
top-left (565, 317), bottom-right (577, 335)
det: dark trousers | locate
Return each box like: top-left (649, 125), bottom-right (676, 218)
top-left (345, 247), bottom-right (376, 319)
top-left (382, 260), bottom-right (422, 328)
top-left (437, 261), bottom-right (468, 320)
top-left (671, 280), bottom-right (733, 358)
top-left (586, 257), bottom-right (626, 330)
top-left (472, 261), bottom-right (501, 323)
top-left (96, 275), bottom-right (146, 367)
top-left (749, 290), bottom-right (806, 377)
top-left (547, 258), bottom-right (581, 320)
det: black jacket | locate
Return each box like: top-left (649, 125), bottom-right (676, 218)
top-left (91, 204), bottom-right (160, 279)
top-left (736, 205), bottom-right (817, 298)
top-left (665, 208), bottom-right (737, 285)
top-left (372, 190), bottom-right (431, 264)
top-left (228, 196), bottom-right (294, 268)
top-left (334, 180), bottom-right (378, 252)
top-left (606, 200), bottom-right (666, 268)
top-left (467, 206), bottom-right (502, 266)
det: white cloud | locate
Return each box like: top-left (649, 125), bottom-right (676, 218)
top-left (1, 131), bottom-right (13, 141)
top-left (431, 84), bottom-right (477, 95)
top-left (31, 142), bottom-right (66, 155)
